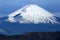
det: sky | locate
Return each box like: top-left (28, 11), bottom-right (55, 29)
top-left (0, 0), bottom-right (60, 17)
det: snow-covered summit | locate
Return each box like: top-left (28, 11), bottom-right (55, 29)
top-left (7, 4), bottom-right (58, 24)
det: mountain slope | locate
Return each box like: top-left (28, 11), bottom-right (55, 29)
top-left (0, 4), bottom-right (60, 35)
top-left (0, 16), bottom-right (60, 35)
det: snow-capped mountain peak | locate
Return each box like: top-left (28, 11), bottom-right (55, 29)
top-left (7, 4), bottom-right (58, 24)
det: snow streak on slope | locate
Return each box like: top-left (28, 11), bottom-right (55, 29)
top-left (7, 4), bottom-right (58, 24)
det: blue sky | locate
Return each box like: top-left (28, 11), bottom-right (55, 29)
top-left (0, 0), bottom-right (60, 17)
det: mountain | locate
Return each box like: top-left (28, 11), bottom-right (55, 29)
top-left (0, 4), bottom-right (60, 35)
top-left (7, 4), bottom-right (58, 24)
